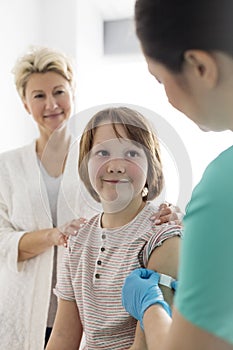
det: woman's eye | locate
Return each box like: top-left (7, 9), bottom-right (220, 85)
top-left (55, 90), bottom-right (65, 95)
top-left (34, 93), bottom-right (44, 99)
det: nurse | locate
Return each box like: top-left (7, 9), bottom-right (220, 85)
top-left (122, 0), bottom-right (233, 349)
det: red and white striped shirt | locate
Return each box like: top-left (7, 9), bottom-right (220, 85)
top-left (55, 203), bottom-right (182, 349)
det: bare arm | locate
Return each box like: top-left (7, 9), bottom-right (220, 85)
top-left (18, 218), bottom-right (86, 261)
top-left (143, 304), bottom-right (171, 350)
top-left (147, 236), bottom-right (180, 307)
top-left (129, 322), bottom-right (147, 350)
top-left (18, 227), bottom-right (64, 261)
top-left (129, 235), bottom-right (180, 349)
top-left (46, 299), bottom-right (83, 350)
top-left (143, 306), bottom-right (233, 350)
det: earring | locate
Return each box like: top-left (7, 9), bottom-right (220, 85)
top-left (142, 187), bottom-right (148, 198)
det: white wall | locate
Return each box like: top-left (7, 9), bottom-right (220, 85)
top-left (0, 0), bottom-right (40, 152)
top-left (38, 0), bottom-right (78, 58)
top-left (0, 0), bottom-right (78, 152)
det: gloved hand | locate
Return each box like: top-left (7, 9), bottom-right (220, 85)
top-left (122, 268), bottom-right (171, 329)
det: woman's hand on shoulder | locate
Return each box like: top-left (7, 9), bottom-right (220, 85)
top-left (50, 218), bottom-right (87, 247)
top-left (150, 202), bottom-right (183, 226)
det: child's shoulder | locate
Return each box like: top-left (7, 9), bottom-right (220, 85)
top-left (68, 213), bottom-right (101, 247)
top-left (85, 212), bottom-right (101, 226)
top-left (137, 202), bottom-right (159, 224)
top-left (141, 202), bottom-right (183, 237)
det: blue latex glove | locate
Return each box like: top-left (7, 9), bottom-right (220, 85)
top-left (171, 280), bottom-right (178, 291)
top-left (122, 268), bottom-right (172, 329)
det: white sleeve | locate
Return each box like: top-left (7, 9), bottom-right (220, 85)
top-left (0, 189), bottom-right (26, 273)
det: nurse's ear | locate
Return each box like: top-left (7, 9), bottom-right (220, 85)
top-left (184, 50), bottom-right (218, 88)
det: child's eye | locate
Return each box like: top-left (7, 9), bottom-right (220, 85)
top-left (126, 150), bottom-right (140, 158)
top-left (96, 150), bottom-right (110, 157)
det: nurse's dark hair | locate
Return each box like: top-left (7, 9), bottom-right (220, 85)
top-left (135, 0), bottom-right (233, 72)
top-left (78, 107), bottom-right (164, 203)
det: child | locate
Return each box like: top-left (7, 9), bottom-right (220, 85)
top-left (46, 107), bottom-right (182, 350)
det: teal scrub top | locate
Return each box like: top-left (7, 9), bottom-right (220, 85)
top-left (175, 145), bottom-right (233, 345)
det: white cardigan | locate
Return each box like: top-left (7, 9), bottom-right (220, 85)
top-left (0, 140), bottom-right (98, 350)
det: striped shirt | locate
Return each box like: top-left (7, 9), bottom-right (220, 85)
top-left (55, 203), bottom-right (182, 349)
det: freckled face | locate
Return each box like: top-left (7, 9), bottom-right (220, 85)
top-left (87, 123), bottom-right (148, 210)
top-left (23, 71), bottom-right (73, 135)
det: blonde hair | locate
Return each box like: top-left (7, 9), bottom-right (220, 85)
top-left (79, 107), bottom-right (164, 202)
top-left (12, 46), bottom-right (75, 99)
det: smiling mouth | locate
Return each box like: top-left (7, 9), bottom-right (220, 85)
top-left (44, 112), bottom-right (63, 118)
top-left (103, 179), bottom-right (130, 184)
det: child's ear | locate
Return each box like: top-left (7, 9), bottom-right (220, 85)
top-left (184, 50), bottom-right (218, 88)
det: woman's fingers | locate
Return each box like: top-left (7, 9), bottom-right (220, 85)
top-left (151, 203), bottom-right (183, 225)
top-left (58, 217), bottom-right (87, 236)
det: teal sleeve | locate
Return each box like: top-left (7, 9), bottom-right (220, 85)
top-left (175, 146), bottom-right (233, 345)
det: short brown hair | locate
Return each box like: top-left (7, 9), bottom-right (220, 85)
top-left (78, 107), bottom-right (164, 202)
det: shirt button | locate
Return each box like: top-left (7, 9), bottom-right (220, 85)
top-left (101, 247), bottom-right (105, 252)
top-left (97, 260), bottom-right (102, 265)
top-left (95, 273), bottom-right (100, 279)
top-left (102, 234), bottom-right (106, 239)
